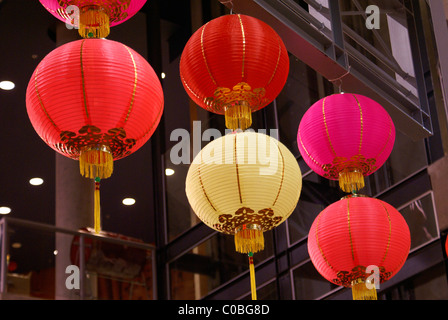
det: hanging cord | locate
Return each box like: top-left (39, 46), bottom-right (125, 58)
top-left (248, 252), bottom-right (257, 300)
top-left (328, 65), bottom-right (351, 93)
top-left (94, 177), bottom-right (101, 234)
top-left (218, 0), bottom-right (234, 14)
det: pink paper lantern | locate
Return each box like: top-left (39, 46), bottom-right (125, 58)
top-left (297, 93), bottom-right (395, 193)
top-left (39, 0), bottom-right (147, 38)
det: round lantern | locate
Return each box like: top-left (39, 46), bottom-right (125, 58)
top-left (26, 38), bottom-right (164, 232)
top-left (186, 131), bottom-right (302, 253)
top-left (39, 0), bottom-right (147, 38)
top-left (180, 14), bottom-right (289, 131)
top-left (307, 195), bottom-right (410, 300)
top-left (297, 93), bottom-right (395, 193)
top-left (186, 131), bottom-right (301, 299)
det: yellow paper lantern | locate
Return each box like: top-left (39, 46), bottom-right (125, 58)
top-left (186, 131), bottom-right (302, 253)
top-left (186, 130), bottom-right (301, 299)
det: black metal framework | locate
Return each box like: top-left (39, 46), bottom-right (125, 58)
top-left (151, 0), bottom-right (448, 300)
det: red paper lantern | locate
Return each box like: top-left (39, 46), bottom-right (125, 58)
top-left (180, 14), bottom-right (289, 130)
top-left (307, 195), bottom-right (410, 300)
top-left (297, 93), bottom-right (395, 193)
top-left (26, 38), bottom-right (163, 232)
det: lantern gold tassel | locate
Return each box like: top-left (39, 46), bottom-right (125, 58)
top-left (94, 177), bottom-right (101, 234)
top-left (79, 5), bottom-right (110, 39)
top-left (79, 145), bottom-right (112, 234)
top-left (248, 252), bottom-right (257, 300)
top-left (79, 146), bottom-right (113, 179)
top-left (235, 224), bottom-right (264, 254)
top-left (351, 279), bottom-right (377, 300)
top-left (225, 102), bottom-right (252, 131)
top-left (339, 168), bottom-right (365, 193)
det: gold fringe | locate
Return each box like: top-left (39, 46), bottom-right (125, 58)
top-left (79, 6), bottom-right (110, 39)
top-left (94, 179), bottom-right (101, 234)
top-left (79, 146), bottom-right (113, 179)
top-left (339, 168), bottom-right (365, 193)
top-left (235, 225), bottom-right (264, 254)
top-left (225, 102), bottom-right (252, 131)
top-left (248, 253), bottom-right (257, 300)
top-left (351, 279), bottom-right (377, 300)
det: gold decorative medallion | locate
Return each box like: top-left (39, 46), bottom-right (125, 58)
top-left (322, 154), bottom-right (377, 179)
top-left (56, 124), bottom-right (136, 160)
top-left (214, 207), bottom-right (282, 235)
top-left (57, 0), bottom-right (131, 23)
top-left (333, 265), bottom-right (392, 287)
top-left (204, 82), bottom-right (268, 114)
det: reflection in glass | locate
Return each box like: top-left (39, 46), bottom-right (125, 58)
top-left (340, 0), bottom-right (418, 100)
top-left (288, 171), bottom-right (344, 245)
top-left (379, 263), bottom-right (448, 300)
top-left (170, 231), bottom-right (274, 300)
top-left (4, 225), bottom-right (56, 299)
top-left (399, 192), bottom-right (438, 250)
top-left (1, 221), bottom-right (154, 300)
top-left (165, 152), bottom-right (199, 242)
top-left (293, 261), bottom-right (338, 300)
top-left (365, 129), bottom-right (427, 196)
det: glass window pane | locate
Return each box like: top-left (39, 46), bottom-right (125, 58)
top-left (398, 192), bottom-right (439, 250)
top-left (170, 231), bottom-right (274, 300)
top-left (308, 0), bottom-right (331, 31)
top-left (380, 263), bottom-right (448, 300)
top-left (341, 0), bottom-right (418, 100)
top-left (276, 56), bottom-right (327, 158)
top-left (288, 171), bottom-right (343, 245)
top-left (78, 236), bottom-right (154, 300)
top-left (165, 153), bottom-right (200, 242)
top-left (3, 221), bottom-right (154, 300)
top-left (5, 224), bottom-right (56, 299)
top-left (365, 129), bottom-right (428, 195)
top-left (288, 199), bottom-right (323, 245)
top-left (241, 280), bottom-right (278, 300)
top-left (292, 261), bottom-right (338, 300)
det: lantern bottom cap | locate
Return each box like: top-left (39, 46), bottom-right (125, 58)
top-left (78, 5), bottom-right (110, 39)
top-left (225, 102), bottom-right (252, 131)
top-left (351, 278), bottom-right (377, 300)
top-left (339, 168), bottom-right (365, 193)
top-left (79, 145), bottom-right (113, 179)
top-left (234, 224), bottom-right (264, 254)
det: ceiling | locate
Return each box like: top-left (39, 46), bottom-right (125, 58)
top-left (0, 0), bottom-right (196, 273)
